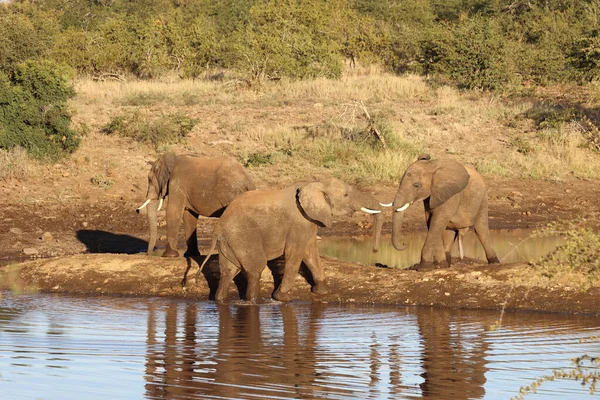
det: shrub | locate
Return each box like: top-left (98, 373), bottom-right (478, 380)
top-left (245, 152), bottom-right (275, 167)
top-left (0, 60), bottom-right (79, 160)
top-left (237, 0), bottom-right (344, 80)
top-left (419, 17), bottom-right (515, 90)
top-left (0, 6), bottom-right (59, 75)
top-left (535, 221), bottom-right (600, 282)
top-left (102, 110), bottom-right (198, 149)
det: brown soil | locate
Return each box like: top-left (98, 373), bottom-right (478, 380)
top-left (2, 163), bottom-right (600, 315)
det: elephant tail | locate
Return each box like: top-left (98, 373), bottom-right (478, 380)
top-left (194, 234), bottom-right (219, 284)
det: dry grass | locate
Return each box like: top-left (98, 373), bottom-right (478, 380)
top-left (69, 72), bottom-right (600, 188)
top-left (0, 147), bottom-right (35, 181)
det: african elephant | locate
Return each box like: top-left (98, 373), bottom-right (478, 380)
top-left (194, 177), bottom-right (384, 303)
top-left (136, 153), bottom-right (255, 257)
top-left (390, 154), bottom-right (499, 271)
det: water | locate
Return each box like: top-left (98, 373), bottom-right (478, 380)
top-left (319, 229), bottom-right (564, 269)
top-left (1, 291), bottom-right (598, 399)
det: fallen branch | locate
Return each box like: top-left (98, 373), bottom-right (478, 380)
top-left (359, 100), bottom-right (387, 149)
top-left (92, 73), bottom-right (126, 82)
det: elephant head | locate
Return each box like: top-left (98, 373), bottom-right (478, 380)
top-left (136, 152), bottom-right (177, 254)
top-left (297, 178), bottom-right (384, 252)
top-left (391, 155), bottom-right (470, 251)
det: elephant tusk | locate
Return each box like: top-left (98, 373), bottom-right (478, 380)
top-left (136, 199), bottom-right (151, 211)
top-left (395, 203), bottom-right (410, 212)
top-left (379, 202), bottom-right (393, 207)
top-left (157, 198), bottom-right (163, 212)
top-left (361, 207), bottom-right (381, 214)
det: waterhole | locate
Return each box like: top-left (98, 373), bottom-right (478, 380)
top-left (318, 229), bottom-right (564, 268)
top-left (1, 291), bottom-right (598, 399)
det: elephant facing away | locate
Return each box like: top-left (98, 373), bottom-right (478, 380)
top-left (390, 154), bottom-right (499, 271)
top-left (194, 177), bottom-right (384, 303)
top-left (136, 153), bottom-right (255, 257)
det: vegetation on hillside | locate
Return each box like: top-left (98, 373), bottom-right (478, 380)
top-left (1, 0), bottom-right (600, 87)
top-left (2, 0), bottom-right (600, 163)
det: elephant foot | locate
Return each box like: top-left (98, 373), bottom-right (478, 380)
top-left (445, 253), bottom-right (452, 265)
top-left (272, 289), bottom-right (293, 302)
top-left (411, 260), bottom-right (436, 272)
top-left (311, 283), bottom-right (329, 295)
top-left (214, 294), bottom-right (228, 304)
top-left (413, 259), bottom-right (448, 272)
top-left (161, 244), bottom-right (179, 258)
top-left (488, 256), bottom-right (501, 264)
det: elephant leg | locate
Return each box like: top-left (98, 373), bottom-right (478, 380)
top-left (301, 241), bottom-right (328, 295)
top-left (245, 267), bottom-right (264, 304)
top-left (421, 214), bottom-right (450, 270)
top-left (163, 192), bottom-right (185, 258)
top-left (442, 230), bottom-right (457, 266)
top-left (182, 210), bottom-right (200, 257)
top-left (215, 254), bottom-right (241, 303)
top-left (473, 208), bottom-right (500, 264)
top-left (273, 253), bottom-right (303, 302)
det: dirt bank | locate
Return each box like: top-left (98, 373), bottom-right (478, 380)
top-left (2, 253), bottom-right (599, 316)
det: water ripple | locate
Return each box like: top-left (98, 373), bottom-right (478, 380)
top-left (1, 291), bottom-right (599, 399)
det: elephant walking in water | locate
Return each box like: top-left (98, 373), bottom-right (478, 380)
top-left (193, 178), bottom-right (384, 303)
top-left (389, 154), bottom-right (499, 271)
top-left (136, 153), bottom-right (255, 257)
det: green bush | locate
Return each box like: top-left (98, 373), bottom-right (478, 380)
top-left (0, 5), bottom-right (59, 75)
top-left (102, 111), bottom-right (198, 149)
top-left (0, 60), bottom-right (78, 160)
top-left (419, 17), bottom-right (515, 90)
top-left (237, 0), bottom-right (344, 80)
top-left (536, 222), bottom-right (600, 281)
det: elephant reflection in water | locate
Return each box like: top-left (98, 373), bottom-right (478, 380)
top-left (416, 307), bottom-right (489, 399)
top-left (144, 301), bottom-right (202, 398)
top-left (143, 302), bottom-right (329, 399)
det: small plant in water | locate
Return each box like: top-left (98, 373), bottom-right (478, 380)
top-left (512, 354), bottom-right (599, 399)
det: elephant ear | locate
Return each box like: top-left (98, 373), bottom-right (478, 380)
top-left (297, 182), bottom-right (333, 228)
top-left (153, 152), bottom-right (177, 198)
top-left (430, 160), bottom-right (470, 209)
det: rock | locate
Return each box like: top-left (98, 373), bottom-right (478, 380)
top-left (23, 248), bottom-right (39, 256)
top-left (82, 222), bottom-right (89, 228)
top-left (40, 232), bottom-right (53, 241)
top-left (9, 227), bottom-right (23, 235)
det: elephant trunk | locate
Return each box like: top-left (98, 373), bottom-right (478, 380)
top-left (372, 211), bottom-right (384, 253)
top-left (392, 207), bottom-right (409, 251)
top-left (357, 193), bottom-right (384, 253)
top-left (146, 199), bottom-right (159, 255)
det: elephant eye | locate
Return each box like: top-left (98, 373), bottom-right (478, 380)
top-left (413, 182), bottom-right (422, 188)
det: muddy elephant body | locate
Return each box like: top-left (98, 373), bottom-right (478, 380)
top-left (196, 178), bottom-right (384, 303)
top-left (392, 155), bottom-right (499, 270)
top-left (137, 153), bottom-right (255, 257)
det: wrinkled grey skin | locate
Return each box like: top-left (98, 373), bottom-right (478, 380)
top-left (137, 153), bottom-right (255, 257)
top-left (392, 154), bottom-right (500, 271)
top-left (194, 178), bottom-right (384, 303)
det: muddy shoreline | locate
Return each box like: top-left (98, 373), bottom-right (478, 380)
top-left (2, 253), bottom-right (599, 316)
